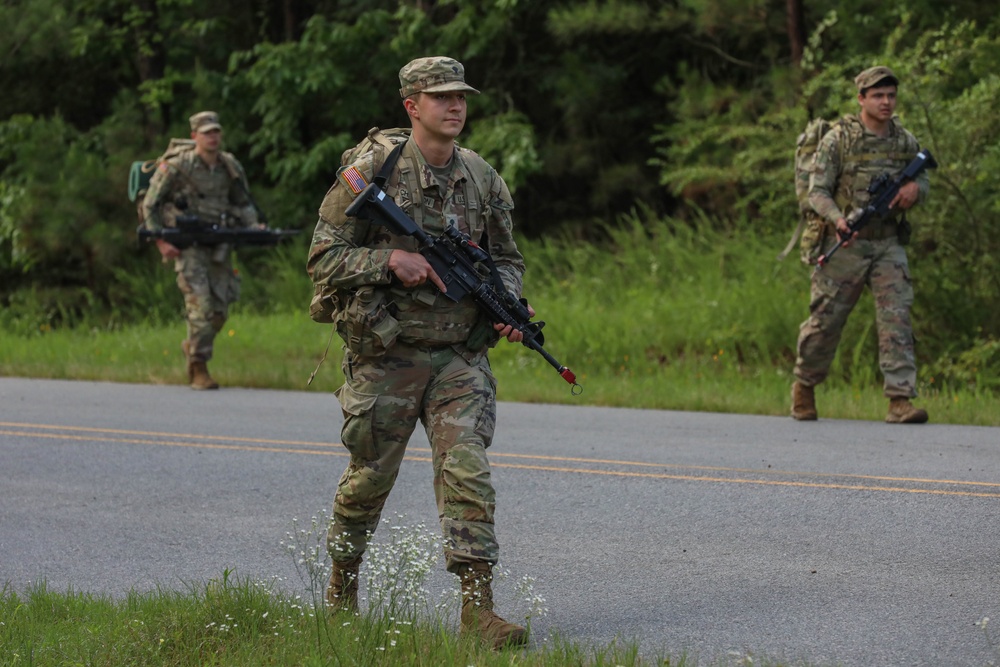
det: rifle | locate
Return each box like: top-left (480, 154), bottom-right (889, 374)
top-left (137, 215), bottom-right (300, 249)
top-left (345, 180), bottom-right (582, 394)
top-left (817, 149), bottom-right (937, 267)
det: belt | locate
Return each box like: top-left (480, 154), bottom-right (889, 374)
top-left (855, 219), bottom-right (899, 241)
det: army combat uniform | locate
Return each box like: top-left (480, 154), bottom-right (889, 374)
top-left (141, 112), bottom-right (258, 388)
top-left (793, 67), bottom-right (930, 422)
top-left (307, 57), bottom-right (530, 649)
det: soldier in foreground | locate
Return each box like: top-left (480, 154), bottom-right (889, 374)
top-left (306, 57), bottom-right (531, 649)
top-left (792, 66), bottom-right (930, 423)
top-left (141, 111), bottom-right (259, 390)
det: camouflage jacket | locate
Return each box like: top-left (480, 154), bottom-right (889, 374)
top-left (141, 149), bottom-right (257, 232)
top-left (307, 136), bottom-right (526, 347)
top-left (808, 114), bottom-right (929, 225)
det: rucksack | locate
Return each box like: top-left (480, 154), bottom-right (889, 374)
top-left (778, 116), bottom-right (844, 262)
top-left (341, 126), bottom-right (411, 170)
top-left (309, 128), bottom-right (411, 325)
top-left (127, 138), bottom-right (243, 223)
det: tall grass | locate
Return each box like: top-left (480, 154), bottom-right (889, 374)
top-left (2, 212), bottom-right (997, 425)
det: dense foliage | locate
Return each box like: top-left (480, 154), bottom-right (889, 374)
top-left (2, 0), bottom-right (998, 387)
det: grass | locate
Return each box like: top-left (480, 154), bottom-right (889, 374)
top-left (0, 578), bottom-right (689, 667)
top-left (1, 306), bottom-right (995, 426)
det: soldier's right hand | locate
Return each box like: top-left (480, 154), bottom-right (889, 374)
top-left (835, 217), bottom-right (857, 246)
top-left (156, 238), bottom-right (181, 260)
top-left (388, 249), bottom-right (447, 292)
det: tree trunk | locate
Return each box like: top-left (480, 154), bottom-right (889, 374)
top-left (786, 0), bottom-right (806, 65)
top-left (134, 0), bottom-right (169, 138)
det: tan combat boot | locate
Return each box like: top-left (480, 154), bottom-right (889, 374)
top-left (459, 562), bottom-right (528, 650)
top-left (189, 361), bottom-right (220, 390)
top-left (326, 556), bottom-right (361, 614)
top-left (791, 381), bottom-right (818, 421)
top-left (886, 397), bottom-right (928, 424)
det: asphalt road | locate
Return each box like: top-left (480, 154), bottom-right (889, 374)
top-left (2, 377), bottom-right (998, 666)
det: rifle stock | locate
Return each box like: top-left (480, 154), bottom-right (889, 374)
top-left (345, 182), bottom-right (582, 393)
top-left (817, 149), bottom-right (937, 267)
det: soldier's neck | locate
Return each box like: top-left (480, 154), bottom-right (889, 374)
top-left (411, 130), bottom-right (456, 167)
top-left (859, 112), bottom-right (890, 137)
top-left (196, 147), bottom-right (220, 167)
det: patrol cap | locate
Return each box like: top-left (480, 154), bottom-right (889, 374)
top-left (189, 111), bottom-right (223, 133)
top-left (398, 56), bottom-right (480, 99)
top-left (855, 66), bottom-right (899, 92)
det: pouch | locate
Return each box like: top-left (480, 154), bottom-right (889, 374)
top-left (335, 286), bottom-right (401, 358)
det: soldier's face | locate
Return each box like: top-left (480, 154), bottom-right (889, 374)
top-left (407, 92), bottom-right (467, 140)
top-left (193, 128), bottom-right (222, 152)
top-left (858, 86), bottom-right (897, 123)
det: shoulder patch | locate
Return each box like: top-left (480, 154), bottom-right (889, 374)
top-left (339, 165), bottom-right (369, 196)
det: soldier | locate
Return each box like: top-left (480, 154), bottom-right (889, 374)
top-left (307, 56), bottom-right (531, 649)
top-left (792, 66), bottom-right (930, 423)
top-left (142, 111), bottom-right (259, 390)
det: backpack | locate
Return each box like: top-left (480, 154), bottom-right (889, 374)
top-left (127, 138), bottom-right (243, 223)
top-left (127, 138), bottom-right (194, 222)
top-left (309, 127), bottom-right (411, 325)
top-left (341, 126), bottom-right (411, 170)
top-left (778, 116), bottom-right (844, 262)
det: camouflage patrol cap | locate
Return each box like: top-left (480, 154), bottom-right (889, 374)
top-left (398, 56), bottom-right (480, 99)
top-left (189, 111), bottom-right (222, 133)
top-left (855, 66), bottom-right (899, 92)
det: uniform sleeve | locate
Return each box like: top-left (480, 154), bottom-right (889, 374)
top-left (141, 162), bottom-right (178, 232)
top-left (807, 128), bottom-right (844, 225)
top-left (306, 154), bottom-right (395, 291)
top-left (483, 167), bottom-right (526, 298)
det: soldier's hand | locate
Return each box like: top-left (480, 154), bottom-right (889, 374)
top-left (155, 238), bottom-right (181, 260)
top-left (388, 249), bottom-right (447, 292)
top-left (890, 181), bottom-right (919, 211)
top-left (495, 303), bottom-right (535, 343)
top-left (835, 217), bottom-right (857, 246)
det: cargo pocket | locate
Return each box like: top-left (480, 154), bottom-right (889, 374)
top-left (472, 358), bottom-right (498, 449)
top-left (334, 381), bottom-right (379, 461)
top-left (799, 214), bottom-right (829, 266)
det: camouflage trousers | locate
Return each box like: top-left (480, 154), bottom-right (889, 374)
top-left (327, 342), bottom-right (500, 573)
top-left (794, 237), bottom-right (918, 397)
top-left (174, 246), bottom-right (240, 362)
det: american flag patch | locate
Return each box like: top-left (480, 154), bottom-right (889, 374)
top-left (339, 166), bottom-right (368, 195)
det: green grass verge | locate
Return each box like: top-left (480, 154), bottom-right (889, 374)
top-left (0, 308), bottom-right (995, 426)
top-left (0, 575), bottom-right (819, 667)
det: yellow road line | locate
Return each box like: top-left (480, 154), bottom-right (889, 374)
top-left (3, 422), bottom-right (999, 499)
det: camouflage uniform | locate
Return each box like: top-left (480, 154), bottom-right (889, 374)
top-left (307, 64), bottom-right (525, 574)
top-left (794, 68), bottom-right (930, 400)
top-left (142, 112), bottom-right (258, 365)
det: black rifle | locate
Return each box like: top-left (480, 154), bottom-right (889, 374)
top-left (137, 215), bottom-right (300, 249)
top-left (817, 149), bottom-right (937, 267)
top-left (345, 182), bottom-right (582, 394)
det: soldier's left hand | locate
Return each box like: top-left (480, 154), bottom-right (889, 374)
top-left (890, 181), bottom-right (919, 210)
top-left (495, 303), bottom-right (535, 343)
